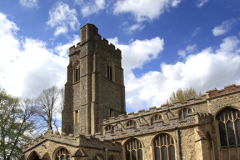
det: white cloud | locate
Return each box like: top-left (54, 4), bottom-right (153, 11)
top-left (191, 27), bottom-right (200, 38)
top-left (81, 0), bottom-right (105, 17)
top-left (0, 12), bottom-right (79, 100)
top-left (108, 37), bottom-right (164, 75)
top-left (46, 2), bottom-right (80, 37)
top-left (113, 0), bottom-right (182, 22)
top-left (178, 44), bottom-right (197, 57)
top-left (124, 36), bottom-right (240, 112)
top-left (196, 0), bottom-right (209, 8)
top-left (19, 0), bottom-right (38, 8)
top-left (212, 18), bottom-right (239, 36)
top-left (120, 22), bottom-right (145, 34)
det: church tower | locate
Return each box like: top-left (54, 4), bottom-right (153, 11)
top-left (62, 24), bottom-right (126, 135)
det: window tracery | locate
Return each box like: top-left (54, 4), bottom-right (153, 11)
top-left (55, 148), bottom-right (70, 160)
top-left (153, 134), bottom-right (175, 160)
top-left (93, 154), bottom-right (104, 160)
top-left (125, 139), bottom-right (143, 160)
top-left (108, 155), bottom-right (116, 160)
top-left (151, 115), bottom-right (162, 125)
top-left (216, 108), bottom-right (240, 147)
top-left (178, 108), bottom-right (192, 120)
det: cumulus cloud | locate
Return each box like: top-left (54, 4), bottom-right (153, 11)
top-left (124, 36), bottom-right (240, 112)
top-left (0, 12), bottom-right (79, 99)
top-left (213, 18), bottom-right (239, 36)
top-left (113, 0), bottom-right (182, 22)
top-left (178, 44), bottom-right (197, 57)
top-left (80, 0), bottom-right (105, 17)
top-left (46, 2), bottom-right (80, 37)
top-left (108, 37), bottom-right (164, 75)
top-left (196, 0), bottom-right (209, 8)
top-left (19, 0), bottom-right (38, 8)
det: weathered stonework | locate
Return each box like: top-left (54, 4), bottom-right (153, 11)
top-left (21, 24), bottom-right (240, 160)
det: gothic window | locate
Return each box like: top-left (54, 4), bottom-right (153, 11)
top-left (105, 125), bottom-right (114, 134)
top-left (125, 139), bottom-right (143, 160)
top-left (107, 59), bottom-right (114, 81)
top-left (55, 148), bottom-right (71, 160)
top-left (153, 134), bottom-right (175, 160)
top-left (110, 109), bottom-right (114, 117)
top-left (151, 115), bottom-right (163, 125)
top-left (74, 61), bottom-right (80, 83)
top-left (108, 155), bottom-right (116, 160)
top-left (126, 120), bottom-right (137, 129)
top-left (178, 108), bottom-right (192, 120)
top-left (216, 108), bottom-right (240, 147)
top-left (93, 154), bottom-right (104, 160)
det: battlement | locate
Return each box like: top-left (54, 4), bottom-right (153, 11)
top-left (206, 84), bottom-right (240, 99)
top-left (102, 95), bottom-right (207, 125)
top-left (23, 129), bottom-right (121, 153)
top-left (69, 36), bottom-right (121, 57)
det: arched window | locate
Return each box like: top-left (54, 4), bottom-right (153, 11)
top-left (105, 125), bottom-right (114, 134)
top-left (125, 139), bottom-right (143, 160)
top-left (74, 61), bottom-right (80, 83)
top-left (108, 155), bottom-right (116, 160)
top-left (153, 134), bottom-right (175, 160)
top-left (55, 148), bottom-right (71, 160)
top-left (126, 120), bottom-right (137, 129)
top-left (107, 59), bottom-right (114, 81)
top-left (216, 108), bottom-right (240, 147)
top-left (93, 154), bottom-right (104, 160)
top-left (151, 115), bottom-right (162, 125)
top-left (178, 108), bottom-right (192, 120)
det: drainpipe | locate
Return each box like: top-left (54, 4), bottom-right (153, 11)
top-left (103, 147), bottom-right (108, 160)
top-left (176, 127), bottom-right (182, 160)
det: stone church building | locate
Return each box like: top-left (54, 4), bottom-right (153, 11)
top-left (21, 24), bottom-right (240, 160)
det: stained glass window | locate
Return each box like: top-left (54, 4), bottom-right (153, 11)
top-left (125, 139), bottom-right (142, 160)
top-left (217, 108), bottom-right (240, 147)
top-left (154, 134), bottom-right (175, 160)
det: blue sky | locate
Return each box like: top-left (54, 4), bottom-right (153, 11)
top-left (0, 0), bottom-right (240, 114)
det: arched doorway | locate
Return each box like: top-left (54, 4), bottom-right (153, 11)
top-left (28, 151), bottom-right (40, 160)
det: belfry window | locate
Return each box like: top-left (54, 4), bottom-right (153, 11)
top-left (74, 110), bottom-right (78, 124)
top-left (105, 125), bottom-right (114, 134)
top-left (154, 134), bottom-right (175, 160)
top-left (73, 61), bottom-right (80, 83)
top-left (55, 148), bottom-right (70, 160)
top-left (217, 108), bottom-right (240, 147)
top-left (178, 108), bottom-right (192, 120)
top-left (126, 120), bottom-right (137, 129)
top-left (125, 139), bottom-right (143, 160)
top-left (107, 64), bottom-right (112, 80)
top-left (151, 115), bottom-right (162, 125)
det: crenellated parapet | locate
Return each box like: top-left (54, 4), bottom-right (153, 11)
top-left (206, 84), bottom-right (240, 99)
top-left (23, 130), bottom-right (121, 153)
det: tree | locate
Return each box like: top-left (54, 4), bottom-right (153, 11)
top-left (34, 86), bottom-right (61, 132)
top-left (0, 89), bottom-right (35, 160)
top-left (166, 87), bottom-right (201, 104)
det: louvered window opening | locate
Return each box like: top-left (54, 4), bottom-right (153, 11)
top-left (75, 67), bottom-right (80, 83)
top-left (127, 120), bottom-right (137, 129)
top-left (151, 115), bottom-right (163, 125)
top-left (105, 125), bottom-right (115, 134)
top-left (178, 108), bottom-right (192, 120)
top-left (217, 108), bottom-right (240, 147)
top-left (55, 148), bottom-right (70, 160)
top-left (107, 64), bottom-right (112, 80)
top-left (154, 134), bottom-right (175, 160)
top-left (125, 139), bottom-right (143, 160)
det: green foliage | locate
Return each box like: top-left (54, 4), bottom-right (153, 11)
top-left (166, 87), bottom-right (202, 104)
top-left (0, 89), bottom-right (35, 160)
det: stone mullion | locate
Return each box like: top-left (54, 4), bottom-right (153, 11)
top-left (224, 112), bottom-right (231, 160)
top-left (232, 111), bottom-right (240, 160)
